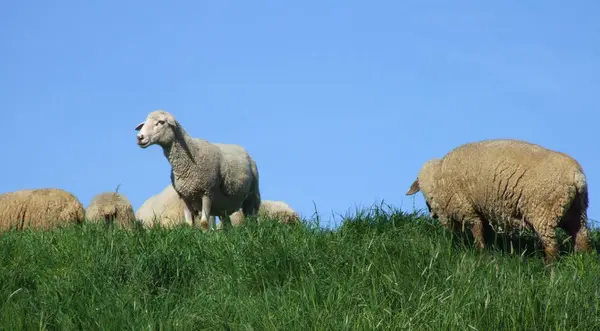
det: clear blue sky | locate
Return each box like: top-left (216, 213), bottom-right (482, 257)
top-left (2, 1), bottom-right (599, 228)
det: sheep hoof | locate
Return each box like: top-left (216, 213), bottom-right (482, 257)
top-left (200, 219), bottom-right (209, 232)
top-left (544, 247), bottom-right (559, 265)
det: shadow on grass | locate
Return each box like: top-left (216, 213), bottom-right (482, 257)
top-left (446, 223), bottom-right (600, 261)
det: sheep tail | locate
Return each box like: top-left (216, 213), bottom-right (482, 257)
top-left (573, 171), bottom-right (589, 211)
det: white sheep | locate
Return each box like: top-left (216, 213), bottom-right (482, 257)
top-left (135, 184), bottom-right (190, 228)
top-left (0, 188), bottom-right (85, 231)
top-left (134, 110), bottom-right (261, 231)
top-left (86, 191), bottom-right (136, 227)
top-left (405, 138), bottom-right (592, 264)
top-left (255, 200), bottom-right (300, 224)
top-left (216, 199), bottom-right (301, 230)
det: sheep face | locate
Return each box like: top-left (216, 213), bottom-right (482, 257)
top-left (135, 110), bottom-right (177, 148)
top-left (406, 159), bottom-right (442, 219)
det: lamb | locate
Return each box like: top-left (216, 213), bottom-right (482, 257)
top-left (0, 188), bottom-right (85, 231)
top-left (86, 191), bottom-right (136, 227)
top-left (134, 110), bottom-right (261, 231)
top-left (135, 184), bottom-right (190, 228)
top-left (405, 138), bottom-right (592, 264)
top-left (216, 200), bottom-right (301, 230)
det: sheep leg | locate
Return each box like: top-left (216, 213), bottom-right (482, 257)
top-left (560, 200), bottom-right (593, 254)
top-left (208, 216), bottom-right (217, 231)
top-left (471, 219), bottom-right (488, 252)
top-left (540, 232), bottom-right (559, 264)
top-left (452, 203), bottom-right (491, 252)
top-left (198, 218), bottom-right (209, 231)
top-left (200, 195), bottom-right (212, 231)
top-left (562, 217), bottom-right (593, 254)
top-left (183, 201), bottom-right (196, 226)
top-left (531, 209), bottom-right (563, 264)
top-left (532, 224), bottom-right (559, 264)
top-left (220, 213), bottom-right (233, 231)
top-left (571, 223), bottom-right (592, 253)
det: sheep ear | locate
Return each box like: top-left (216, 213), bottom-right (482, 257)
top-left (165, 115), bottom-right (177, 127)
top-left (405, 179), bottom-right (420, 195)
top-left (135, 121), bottom-right (144, 131)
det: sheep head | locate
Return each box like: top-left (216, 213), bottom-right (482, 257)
top-left (135, 110), bottom-right (178, 148)
top-left (406, 158), bottom-right (441, 218)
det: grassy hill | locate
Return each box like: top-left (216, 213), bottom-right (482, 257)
top-left (1, 205), bottom-right (599, 330)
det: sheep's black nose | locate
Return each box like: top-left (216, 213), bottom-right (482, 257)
top-left (137, 134), bottom-right (144, 142)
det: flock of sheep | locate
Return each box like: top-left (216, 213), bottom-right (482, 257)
top-left (0, 110), bottom-right (300, 232)
top-left (0, 109), bottom-right (595, 265)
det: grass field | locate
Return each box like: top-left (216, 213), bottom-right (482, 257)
top-left (1, 205), bottom-right (599, 330)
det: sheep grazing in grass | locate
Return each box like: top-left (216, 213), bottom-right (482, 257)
top-left (216, 200), bottom-right (300, 230)
top-left (135, 184), bottom-right (189, 228)
top-left (406, 139), bottom-right (592, 264)
top-left (0, 188), bottom-right (85, 231)
top-left (86, 191), bottom-right (136, 227)
top-left (135, 110), bottom-right (261, 231)
top-left (256, 200), bottom-right (300, 224)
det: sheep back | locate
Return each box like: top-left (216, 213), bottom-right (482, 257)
top-left (258, 200), bottom-right (300, 224)
top-left (0, 188), bottom-right (85, 231)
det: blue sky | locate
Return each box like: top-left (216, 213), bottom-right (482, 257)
top-left (2, 0), bottom-right (599, 228)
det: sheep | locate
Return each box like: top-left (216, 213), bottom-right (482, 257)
top-left (0, 188), bottom-right (85, 231)
top-left (135, 184), bottom-right (190, 228)
top-left (216, 200), bottom-right (300, 230)
top-left (134, 110), bottom-right (261, 231)
top-left (257, 200), bottom-right (300, 224)
top-left (86, 191), bottom-right (136, 227)
top-left (405, 138), bottom-right (592, 264)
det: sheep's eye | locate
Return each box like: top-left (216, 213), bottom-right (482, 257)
top-left (157, 120), bottom-right (165, 126)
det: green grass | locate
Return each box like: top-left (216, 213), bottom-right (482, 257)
top-left (1, 205), bottom-right (600, 330)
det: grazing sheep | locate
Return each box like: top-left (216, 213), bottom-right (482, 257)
top-left (86, 191), bottom-right (136, 227)
top-left (135, 184), bottom-right (190, 228)
top-left (405, 139), bottom-right (592, 264)
top-left (216, 200), bottom-right (300, 230)
top-left (0, 188), bottom-right (85, 231)
top-left (135, 110), bottom-right (261, 231)
top-left (257, 200), bottom-right (300, 224)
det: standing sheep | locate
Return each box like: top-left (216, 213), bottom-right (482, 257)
top-left (405, 139), bottom-right (592, 264)
top-left (86, 191), bottom-right (136, 227)
top-left (136, 184), bottom-right (190, 228)
top-left (217, 200), bottom-right (301, 230)
top-left (0, 188), bottom-right (85, 231)
top-left (134, 110), bottom-right (261, 231)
